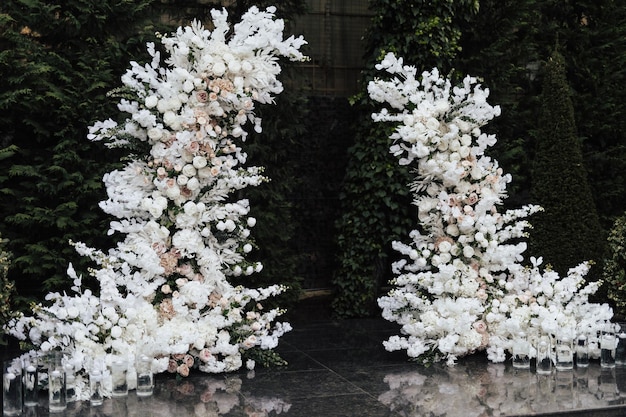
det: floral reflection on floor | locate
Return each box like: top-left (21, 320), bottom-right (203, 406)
top-left (380, 358), bottom-right (626, 417)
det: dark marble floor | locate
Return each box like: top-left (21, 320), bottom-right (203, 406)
top-left (7, 300), bottom-right (626, 417)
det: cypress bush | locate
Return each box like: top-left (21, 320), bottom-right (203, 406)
top-left (529, 50), bottom-right (605, 280)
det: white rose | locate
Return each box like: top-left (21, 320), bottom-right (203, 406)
top-left (438, 241), bottom-right (452, 253)
top-left (165, 184), bottom-right (181, 199)
top-left (212, 61), bottom-right (226, 76)
top-left (145, 95), bottom-right (158, 108)
top-left (183, 201), bottom-right (197, 215)
top-left (56, 308), bottom-right (68, 320)
top-left (446, 224), bottom-right (460, 236)
top-left (163, 111), bottom-right (178, 128)
top-left (157, 99), bottom-right (169, 113)
top-left (147, 128), bottom-right (163, 141)
top-left (176, 175), bottom-right (189, 186)
top-left (224, 219), bottom-right (236, 232)
top-left (110, 326), bottom-right (122, 339)
top-left (463, 246), bottom-right (475, 258)
top-left (186, 177), bottom-right (200, 191)
top-left (247, 217), bottom-right (256, 227)
top-left (192, 156), bottom-right (208, 169)
top-left (182, 164), bottom-right (197, 177)
top-left (183, 80), bottom-right (194, 93)
top-left (193, 339), bottom-right (205, 350)
top-left (243, 244), bottom-right (252, 253)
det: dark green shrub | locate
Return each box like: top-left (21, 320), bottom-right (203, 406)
top-left (0, 0), bottom-right (169, 308)
top-left (529, 50), bottom-right (605, 280)
top-left (603, 214), bottom-right (626, 319)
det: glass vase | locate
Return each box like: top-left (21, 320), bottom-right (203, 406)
top-left (110, 358), bottom-right (128, 397)
top-left (576, 335), bottom-right (589, 368)
top-left (512, 332), bottom-right (530, 369)
top-left (3, 357), bottom-right (23, 416)
top-left (89, 370), bottom-right (104, 406)
top-left (48, 352), bottom-right (67, 413)
top-left (601, 324), bottom-right (618, 369)
top-left (22, 354), bottom-right (39, 407)
top-left (536, 335), bottom-right (552, 374)
top-left (136, 355), bottom-right (154, 397)
top-left (555, 337), bottom-right (574, 371)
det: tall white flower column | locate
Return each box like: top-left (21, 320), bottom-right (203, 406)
top-left (369, 53), bottom-right (612, 365)
top-left (7, 6), bottom-right (306, 398)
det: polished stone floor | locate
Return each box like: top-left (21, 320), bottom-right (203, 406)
top-left (7, 302), bottom-right (626, 417)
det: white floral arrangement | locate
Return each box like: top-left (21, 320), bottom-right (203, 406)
top-left (370, 52), bottom-right (612, 365)
top-left (6, 6), bottom-right (306, 399)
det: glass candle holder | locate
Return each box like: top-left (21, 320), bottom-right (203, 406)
top-left (22, 354), bottom-right (39, 407)
top-left (65, 363), bottom-right (78, 403)
top-left (135, 355), bottom-right (154, 397)
top-left (576, 335), bottom-right (589, 368)
top-left (3, 357), bottom-right (23, 416)
top-left (536, 335), bottom-right (552, 374)
top-left (555, 337), bottom-right (574, 371)
top-left (110, 358), bottom-right (128, 397)
top-left (601, 325), bottom-right (617, 369)
top-left (512, 332), bottom-right (530, 369)
top-left (89, 370), bottom-right (104, 406)
top-left (48, 352), bottom-right (67, 413)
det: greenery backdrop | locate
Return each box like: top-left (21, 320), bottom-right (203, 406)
top-left (2, 0), bottom-right (626, 319)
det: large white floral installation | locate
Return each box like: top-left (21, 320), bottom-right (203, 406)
top-left (369, 53), bottom-right (612, 365)
top-left (7, 6), bottom-right (306, 399)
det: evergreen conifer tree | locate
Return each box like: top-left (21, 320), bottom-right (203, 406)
top-left (0, 0), bottom-right (167, 305)
top-left (529, 50), bottom-right (605, 280)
